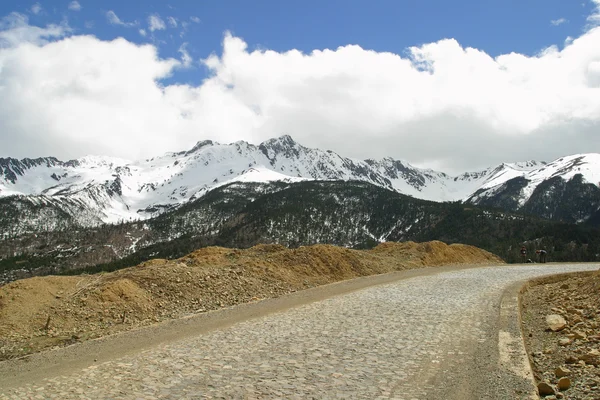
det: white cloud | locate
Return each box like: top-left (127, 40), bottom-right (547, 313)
top-left (167, 16), bottom-right (177, 28)
top-left (551, 18), bottom-right (567, 26)
top-left (190, 16), bottom-right (200, 23)
top-left (148, 14), bottom-right (165, 32)
top-left (31, 3), bottom-right (42, 15)
top-left (106, 10), bottom-right (136, 28)
top-left (0, 13), bottom-right (67, 47)
top-left (193, 31), bottom-right (600, 171)
top-left (68, 1), bottom-right (81, 11)
top-left (0, 31), bottom-right (181, 160)
top-left (178, 43), bottom-right (192, 67)
top-left (139, 28), bottom-right (146, 37)
top-left (1, 15), bottom-right (600, 172)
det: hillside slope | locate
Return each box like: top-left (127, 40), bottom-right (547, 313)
top-left (2, 180), bottom-right (600, 285)
top-left (0, 241), bottom-right (501, 360)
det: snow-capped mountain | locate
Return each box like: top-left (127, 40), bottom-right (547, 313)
top-left (467, 155), bottom-right (600, 204)
top-left (0, 135), bottom-right (475, 225)
top-left (1, 135), bottom-right (599, 234)
top-left (465, 154), bottom-right (600, 223)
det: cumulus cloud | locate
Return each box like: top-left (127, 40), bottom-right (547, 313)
top-left (139, 28), bottom-right (146, 37)
top-left (195, 31), bottom-right (600, 171)
top-left (190, 16), bottom-right (200, 23)
top-left (167, 16), bottom-right (177, 28)
top-left (0, 31), bottom-right (181, 159)
top-left (148, 14), bottom-right (165, 32)
top-left (106, 10), bottom-right (136, 27)
top-left (551, 18), bottom-right (567, 26)
top-left (1, 14), bottom-right (600, 172)
top-left (68, 1), bottom-right (81, 11)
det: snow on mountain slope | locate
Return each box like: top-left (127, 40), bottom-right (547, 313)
top-left (519, 154), bottom-right (600, 206)
top-left (227, 167), bottom-right (308, 184)
top-left (1, 135), bottom-right (481, 216)
top-left (477, 161), bottom-right (545, 191)
top-left (2, 135), bottom-right (596, 228)
top-left (2, 137), bottom-right (357, 223)
top-left (469, 155), bottom-right (600, 206)
top-left (366, 158), bottom-right (480, 202)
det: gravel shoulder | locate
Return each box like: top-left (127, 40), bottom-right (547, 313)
top-left (521, 267), bottom-right (600, 399)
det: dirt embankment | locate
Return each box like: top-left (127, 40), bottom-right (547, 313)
top-left (0, 240), bottom-right (501, 360)
top-left (521, 270), bottom-right (600, 399)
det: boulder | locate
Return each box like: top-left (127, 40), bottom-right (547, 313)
top-left (546, 314), bottom-right (567, 332)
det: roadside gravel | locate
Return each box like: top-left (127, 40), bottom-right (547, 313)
top-left (521, 269), bottom-right (600, 399)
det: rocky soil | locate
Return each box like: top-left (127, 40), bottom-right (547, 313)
top-left (0, 240), bottom-right (500, 361)
top-left (521, 269), bottom-right (600, 399)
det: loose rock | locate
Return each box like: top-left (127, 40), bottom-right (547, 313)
top-left (572, 331), bottom-right (586, 340)
top-left (558, 338), bottom-right (571, 346)
top-left (546, 314), bottom-right (567, 332)
top-left (565, 355), bottom-right (578, 364)
top-left (522, 270), bottom-right (600, 400)
top-left (555, 366), bottom-right (571, 378)
top-left (538, 381), bottom-right (556, 396)
top-left (579, 349), bottom-right (600, 366)
top-left (557, 377), bottom-right (571, 391)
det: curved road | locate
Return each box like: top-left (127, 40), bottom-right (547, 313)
top-left (1, 263), bottom-right (598, 399)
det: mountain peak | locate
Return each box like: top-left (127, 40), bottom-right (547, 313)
top-left (186, 140), bottom-right (215, 155)
top-left (258, 135), bottom-right (304, 161)
top-left (261, 134), bottom-right (297, 148)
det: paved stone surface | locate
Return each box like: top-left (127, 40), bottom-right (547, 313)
top-left (1, 264), bottom-right (598, 399)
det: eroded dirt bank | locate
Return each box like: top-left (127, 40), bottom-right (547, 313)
top-left (0, 240), bottom-right (500, 360)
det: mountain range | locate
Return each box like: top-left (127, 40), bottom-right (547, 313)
top-left (2, 135), bottom-right (599, 239)
top-left (1, 135), bottom-right (600, 284)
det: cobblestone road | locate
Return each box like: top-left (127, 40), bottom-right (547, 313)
top-left (2, 264), bottom-right (598, 399)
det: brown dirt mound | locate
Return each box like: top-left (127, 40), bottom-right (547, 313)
top-left (0, 241), bottom-right (501, 360)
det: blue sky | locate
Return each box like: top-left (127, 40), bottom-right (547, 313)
top-left (1, 0), bottom-right (593, 85)
top-left (0, 0), bottom-right (599, 172)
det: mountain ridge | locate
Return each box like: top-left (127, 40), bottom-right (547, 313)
top-left (1, 135), bottom-right (599, 237)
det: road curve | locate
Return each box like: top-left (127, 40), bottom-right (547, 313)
top-left (1, 263), bottom-right (598, 399)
